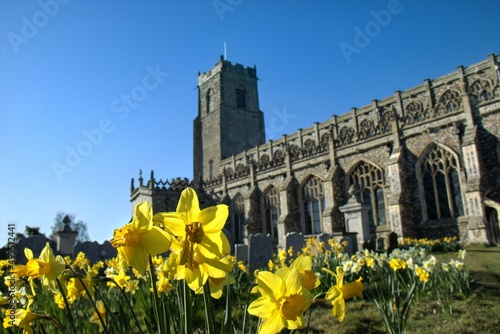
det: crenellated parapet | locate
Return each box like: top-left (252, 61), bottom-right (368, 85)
top-left (198, 57), bottom-right (257, 84)
top-left (130, 170), bottom-right (219, 217)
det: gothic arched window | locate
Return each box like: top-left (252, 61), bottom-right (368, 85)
top-left (349, 161), bottom-right (387, 228)
top-left (231, 194), bottom-right (245, 244)
top-left (301, 176), bottom-right (325, 235)
top-left (263, 187), bottom-right (280, 239)
top-left (419, 144), bottom-right (464, 220)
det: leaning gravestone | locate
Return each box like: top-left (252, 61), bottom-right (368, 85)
top-left (284, 232), bottom-right (304, 255)
top-left (248, 233), bottom-right (272, 271)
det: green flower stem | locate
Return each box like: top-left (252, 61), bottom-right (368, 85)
top-left (182, 279), bottom-right (193, 334)
top-left (242, 282), bottom-right (256, 333)
top-left (63, 266), bottom-right (110, 333)
top-left (149, 256), bottom-right (169, 334)
top-left (55, 277), bottom-right (78, 334)
top-left (222, 275), bottom-right (232, 334)
top-left (65, 266), bottom-right (110, 334)
top-left (108, 278), bottom-right (145, 334)
top-left (202, 282), bottom-right (216, 334)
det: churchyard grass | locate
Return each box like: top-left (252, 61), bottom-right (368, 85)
top-left (305, 245), bottom-right (500, 334)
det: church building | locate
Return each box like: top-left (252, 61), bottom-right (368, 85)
top-left (131, 54), bottom-right (500, 250)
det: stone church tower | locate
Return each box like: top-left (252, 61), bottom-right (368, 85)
top-left (193, 56), bottom-right (265, 183)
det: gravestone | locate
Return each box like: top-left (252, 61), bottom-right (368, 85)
top-left (340, 233), bottom-right (357, 255)
top-left (284, 232), bottom-right (303, 255)
top-left (234, 244), bottom-right (248, 264)
top-left (388, 232), bottom-right (399, 254)
top-left (316, 233), bottom-right (332, 249)
top-left (248, 233), bottom-right (272, 271)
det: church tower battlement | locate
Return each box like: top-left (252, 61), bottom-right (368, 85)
top-left (194, 56), bottom-right (265, 184)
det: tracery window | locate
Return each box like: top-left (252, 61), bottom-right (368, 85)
top-left (419, 144), bottom-right (464, 220)
top-left (231, 194), bottom-right (245, 244)
top-left (301, 176), bottom-right (325, 235)
top-left (263, 187), bottom-right (280, 239)
top-left (349, 161), bottom-right (387, 228)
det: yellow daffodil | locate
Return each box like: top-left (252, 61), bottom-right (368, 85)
top-left (365, 257), bottom-right (375, 268)
top-left (389, 258), bottom-right (407, 271)
top-left (155, 188), bottom-right (232, 292)
top-left (174, 251), bottom-right (233, 294)
top-left (208, 274), bottom-right (236, 299)
top-left (248, 268), bottom-right (312, 334)
top-left (23, 244), bottom-right (66, 291)
top-left (89, 300), bottom-right (106, 332)
top-left (286, 255), bottom-right (320, 291)
top-left (152, 275), bottom-right (174, 295)
top-left (3, 299), bottom-right (45, 334)
top-left (237, 261), bottom-right (247, 272)
top-left (268, 259), bottom-right (275, 272)
top-left (72, 252), bottom-right (89, 270)
top-left (66, 278), bottom-right (83, 304)
top-left (125, 279), bottom-right (140, 294)
top-left (415, 266), bottom-right (430, 283)
top-left (54, 292), bottom-right (66, 309)
top-left (111, 201), bottom-right (172, 275)
top-left (323, 266), bottom-right (364, 322)
top-left (108, 270), bottom-right (130, 289)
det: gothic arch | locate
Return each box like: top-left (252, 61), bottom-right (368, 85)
top-left (302, 138), bottom-right (317, 157)
top-left (435, 88), bottom-right (462, 115)
top-left (230, 193), bottom-right (246, 244)
top-left (298, 174), bottom-right (325, 235)
top-left (416, 143), bottom-right (464, 222)
top-left (261, 185), bottom-right (281, 239)
top-left (346, 160), bottom-right (387, 228)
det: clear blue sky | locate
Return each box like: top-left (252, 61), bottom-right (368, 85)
top-left (1, 0), bottom-right (499, 244)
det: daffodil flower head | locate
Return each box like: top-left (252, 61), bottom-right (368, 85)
top-left (155, 188), bottom-right (232, 292)
top-left (3, 298), bottom-right (45, 334)
top-left (323, 266), bottom-right (364, 322)
top-left (248, 268), bottom-right (312, 334)
top-left (156, 188), bottom-right (230, 267)
top-left (89, 300), bottom-right (106, 332)
top-left (24, 243), bottom-right (66, 291)
top-left (288, 255), bottom-right (320, 291)
top-left (111, 201), bottom-right (172, 275)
